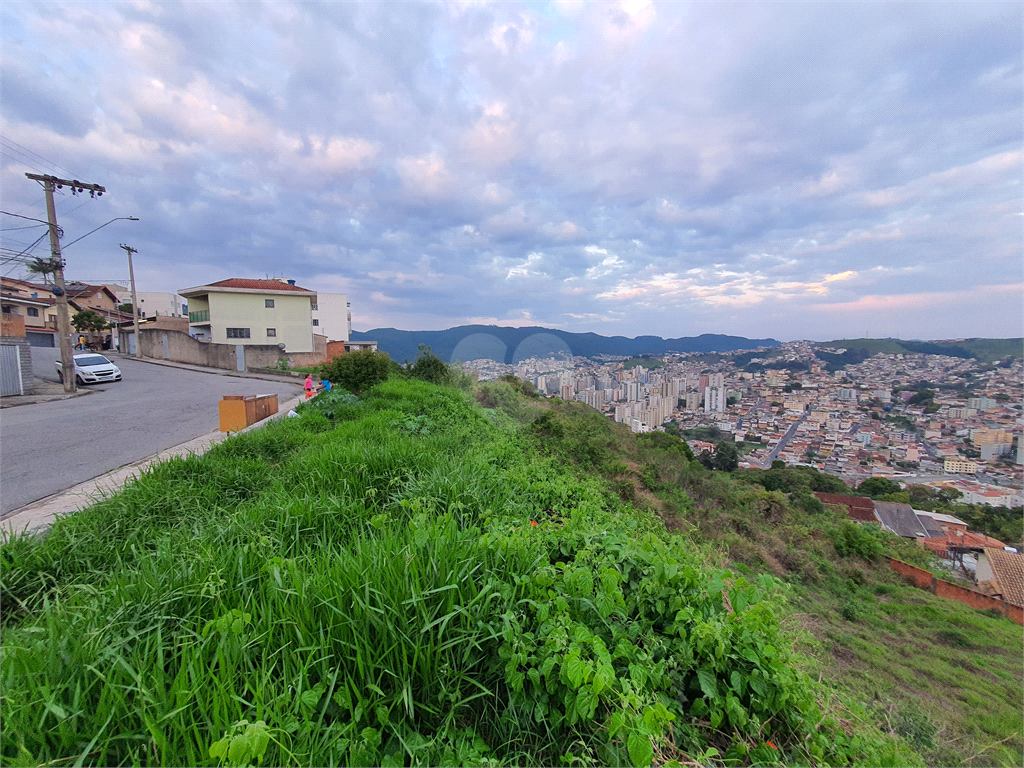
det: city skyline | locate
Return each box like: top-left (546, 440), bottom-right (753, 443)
top-left (2, 1), bottom-right (1021, 341)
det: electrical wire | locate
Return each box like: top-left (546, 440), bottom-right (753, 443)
top-left (0, 136), bottom-right (77, 178)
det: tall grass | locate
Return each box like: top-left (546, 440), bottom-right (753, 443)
top-left (2, 379), bottom-right (923, 767)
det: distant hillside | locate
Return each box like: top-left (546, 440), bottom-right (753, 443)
top-left (819, 337), bottom-right (1023, 363)
top-left (350, 325), bottom-right (780, 364)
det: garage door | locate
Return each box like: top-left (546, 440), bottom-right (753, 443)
top-left (1, 345), bottom-right (23, 396)
top-left (26, 331), bottom-right (55, 347)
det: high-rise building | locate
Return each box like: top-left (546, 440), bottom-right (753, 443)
top-left (704, 386), bottom-right (727, 414)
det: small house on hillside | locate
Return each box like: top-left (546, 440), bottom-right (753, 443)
top-left (976, 548), bottom-right (1024, 608)
top-left (872, 501), bottom-right (929, 539)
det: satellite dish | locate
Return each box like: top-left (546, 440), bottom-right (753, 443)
top-left (277, 343), bottom-right (286, 351)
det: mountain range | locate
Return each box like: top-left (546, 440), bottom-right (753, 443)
top-left (349, 325), bottom-right (780, 364)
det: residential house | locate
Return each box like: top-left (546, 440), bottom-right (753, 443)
top-left (976, 548), bottom-right (1024, 608)
top-left (872, 500), bottom-right (929, 539)
top-left (179, 278), bottom-right (317, 353)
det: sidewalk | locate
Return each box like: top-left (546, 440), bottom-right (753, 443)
top-left (109, 352), bottom-right (305, 385)
top-left (1, 392), bottom-right (304, 535)
top-left (0, 379), bottom-right (92, 409)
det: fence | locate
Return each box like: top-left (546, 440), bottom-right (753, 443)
top-left (889, 558), bottom-right (1023, 625)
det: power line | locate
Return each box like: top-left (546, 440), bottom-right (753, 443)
top-left (0, 136), bottom-right (77, 178)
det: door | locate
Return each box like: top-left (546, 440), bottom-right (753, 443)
top-left (0, 345), bottom-right (23, 396)
top-left (127, 333), bottom-right (136, 355)
top-left (236, 344), bottom-right (245, 372)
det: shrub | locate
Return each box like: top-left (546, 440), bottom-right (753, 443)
top-left (830, 520), bottom-right (884, 560)
top-left (319, 349), bottom-right (399, 394)
top-left (405, 345), bottom-right (454, 386)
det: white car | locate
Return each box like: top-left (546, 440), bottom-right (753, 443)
top-left (56, 354), bottom-right (122, 385)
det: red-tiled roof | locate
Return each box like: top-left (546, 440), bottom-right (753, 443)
top-left (923, 531), bottom-right (1007, 556)
top-left (983, 548), bottom-right (1024, 608)
top-left (207, 279), bottom-right (313, 292)
top-left (814, 492), bottom-right (878, 522)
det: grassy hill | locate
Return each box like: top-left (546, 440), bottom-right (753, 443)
top-left (820, 338), bottom-right (1023, 362)
top-left (2, 372), bottom-right (1020, 767)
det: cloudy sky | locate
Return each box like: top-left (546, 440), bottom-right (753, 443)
top-left (1, 1), bottom-right (1020, 341)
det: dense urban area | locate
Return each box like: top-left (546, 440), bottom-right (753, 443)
top-left (462, 340), bottom-right (1024, 505)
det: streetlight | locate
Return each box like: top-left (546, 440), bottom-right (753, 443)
top-left (61, 216), bottom-right (139, 251)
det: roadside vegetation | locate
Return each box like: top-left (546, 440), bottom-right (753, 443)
top-left (1, 356), bottom-right (1020, 767)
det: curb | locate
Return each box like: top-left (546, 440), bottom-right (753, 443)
top-left (110, 353), bottom-right (304, 385)
top-left (1, 393), bottom-right (305, 535)
top-left (0, 387), bottom-right (93, 409)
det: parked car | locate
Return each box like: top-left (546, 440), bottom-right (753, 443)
top-left (56, 354), bottom-right (122, 385)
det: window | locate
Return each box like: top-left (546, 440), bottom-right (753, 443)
top-left (266, 328), bottom-right (276, 337)
top-left (311, 303), bottom-right (318, 310)
top-left (30, 292), bottom-right (38, 298)
top-left (265, 299), bottom-right (275, 308)
top-left (312, 319), bottom-right (319, 326)
top-left (27, 307), bottom-right (39, 317)
top-left (226, 328), bottom-right (251, 339)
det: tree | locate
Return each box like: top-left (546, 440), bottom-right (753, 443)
top-left (405, 345), bottom-right (452, 385)
top-left (857, 477), bottom-right (902, 499)
top-left (712, 440), bottom-right (739, 472)
top-left (118, 303), bottom-right (134, 314)
top-left (697, 450), bottom-right (715, 471)
top-left (771, 460), bottom-right (786, 470)
top-left (319, 348), bottom-right (398, 395)
top-left (71, 309), bottom-right (108, 333)
top-left (26, 256), bottom-right (61, 282)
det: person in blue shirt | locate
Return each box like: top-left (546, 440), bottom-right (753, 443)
top-left (318, 379), bottom-right (332, 393)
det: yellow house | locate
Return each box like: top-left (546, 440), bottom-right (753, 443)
top-left (178, 278), bottom-right (317, 353)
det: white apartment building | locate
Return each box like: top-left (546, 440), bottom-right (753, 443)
top-left (704, 385), bottom-right (727, 414)
top-left (179, 278), bottom-right (317, 353)
top-left (310, 292), bottom-right (351, 343)
top-left (110, 288), bottom-right (188, 319)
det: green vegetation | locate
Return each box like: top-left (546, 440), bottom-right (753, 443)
top-left (819, 338), bottom-right (1023, 363)
top-left (622, 356), bottom-right (665, 370)
top-left (70, 309), bottom-right (110, 333)
top-left (2, 372), bottom-right (1020, 767)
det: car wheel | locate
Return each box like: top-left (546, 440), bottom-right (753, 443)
top-left (76, 375), bottom-right (85, 385)
top-left (57, 370), bottom-right (63, 383)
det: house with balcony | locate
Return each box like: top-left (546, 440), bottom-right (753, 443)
top-left (178, 278), bottom-right (318, 353)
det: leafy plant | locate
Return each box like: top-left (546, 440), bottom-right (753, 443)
top-left (318, 348), bottom-right (399, 394)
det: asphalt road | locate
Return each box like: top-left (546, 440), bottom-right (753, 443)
top-left (0, 347), bottom-right (301, 515)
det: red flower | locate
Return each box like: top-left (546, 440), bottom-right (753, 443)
top-left (530, 520), bottom-right (538, 526)
top-left (766, 741), bottom-right (777, 750)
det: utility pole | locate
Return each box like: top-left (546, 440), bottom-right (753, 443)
top-left (26, 173), bottom-right (105, 393)
top-left (120, 244), bottom-right (142, 359)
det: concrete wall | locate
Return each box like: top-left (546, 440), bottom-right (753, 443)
top-left (208, 292), bottom-right (314, 353)
top-left (889, 558), bottom-right (1023, 625)
top-left (138, 328), bottom-right (325, 371)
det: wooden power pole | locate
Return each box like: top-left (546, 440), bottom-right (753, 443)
top-left (25, 174), bottom-right (105, 393)
top-left (120, 244), bottom-right (142, 359)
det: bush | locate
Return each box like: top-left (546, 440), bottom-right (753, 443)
top-left (319, 349), bottom-right (399, 395)
top-left (830, 520), bottom-right (884, 560)
top-left (405, 345), bottom-right (454, 386)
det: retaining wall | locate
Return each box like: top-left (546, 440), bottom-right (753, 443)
top-left (889, 558), bottom-right (1023, 625)
top-left (137, 329), bottom-right (326, 371)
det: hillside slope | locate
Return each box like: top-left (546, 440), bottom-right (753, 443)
top-left (1, 375), bottom-right (1020, 767)
top-left (350, 324), bottom-right (780, 364)
top-left (819, 338), bottom-right (1023, 362)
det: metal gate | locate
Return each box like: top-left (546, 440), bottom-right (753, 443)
top-left (0, 345), bottom-right (24, 396)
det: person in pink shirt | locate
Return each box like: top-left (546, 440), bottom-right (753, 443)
top-left (304, 374), bottom-right (315, 399)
